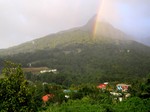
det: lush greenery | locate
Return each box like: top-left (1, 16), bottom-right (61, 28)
top-left (0, 62), bottom-right (37, 112)
top-left (39, 75), bottom-right (150, 112)
top-left (0, 19), bottom-right (150, 85)
top-left (42, 97), bottom-right (150, 112)
top-left (0, 40), bottom-right (150, 86)
top-left (0, 17), bottom-right (150, 111)
top-left (0, 62), bottom-right (150, 111)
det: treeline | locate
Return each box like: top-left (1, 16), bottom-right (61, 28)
top-left (24, 72), bottom-right (143, 87)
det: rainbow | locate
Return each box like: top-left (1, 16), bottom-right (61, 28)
top-left (93, 0), bottom-right (104, 39)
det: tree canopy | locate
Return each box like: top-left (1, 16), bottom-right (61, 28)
top-left (0, 61), bottom-right (37, 112)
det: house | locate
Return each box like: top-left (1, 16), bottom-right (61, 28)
top-left (63, 89), bottom-right (71, 93)
top-left (97, 84), bottom-right (107, 89)
top-left (116, 84), bottom-right (131, 92)
top-left (125, 93), bottom-right (131, 98)
top-left (65, 95), bottom-right (70, 99)
top-left (40, 69), bottom-right (57, 74)
top-left (97, 82), bottom-right (109, 89)
top-left (119, 97), bottom-right (123, 102)
top-left (110, 92), bottom-right (122, 96)
top-left (63, 89), bottom-right (77, 93)
top-left (42, 94), bottom-right (54, 103)
top-left (63, 89), bottom-right (77, 99)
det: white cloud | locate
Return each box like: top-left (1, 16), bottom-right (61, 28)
top-left (0, 0), bottom-right (150, 48)
top-left (0, 0), bottom-right (99, 48)
top-left (98, 0), bottom-right (150, 38)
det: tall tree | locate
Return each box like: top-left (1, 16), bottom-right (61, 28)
top-left (0, 61), bottom-right (37, 112)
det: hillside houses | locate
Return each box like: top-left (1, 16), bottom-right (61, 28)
top-left (97, 82), bottom-right (131, 102)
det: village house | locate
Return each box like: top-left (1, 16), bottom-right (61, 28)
top-left (42, 94), bottom-right (54, 106)
top-left (116, 84), bottom-right (131, 92)
top-left (97, 82), bottom-right (109, 89)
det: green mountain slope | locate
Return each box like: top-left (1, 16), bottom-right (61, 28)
top-left (0, 30), bottom-right (91, 56)
top-left (3, 39), bottom-right (150, 82)
top-left (0, 16), bottom-right (150, 84)
top-left (0, 15), bottom-right (132, 56)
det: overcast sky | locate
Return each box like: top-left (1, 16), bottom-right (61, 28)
top-left (0, 0), bottom-right (150, 48)
top-left (98, 0), bottom-right (150, 40)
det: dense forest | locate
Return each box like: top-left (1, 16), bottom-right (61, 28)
top-left (1, 39), bottom-right (150, 85)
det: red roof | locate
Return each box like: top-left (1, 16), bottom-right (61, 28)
top-left (97, 84), bottom-right (107, 89)
top-left (42, 94), bottom-right (54, 102)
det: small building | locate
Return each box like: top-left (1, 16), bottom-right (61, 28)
top-left (63, 89), bottom-right (77, 99)
top-left (116, 84), bottom-right (131, 92)
top-left (40, 69), bottom-right (57, 74)
top-left (42, 94), bottom-right (54, 103)
top-left (119, 97), bottom-right (123, 102)
top-left (63, 89), bottom-right (71, 93)
top-left (63, 89), bottom-right (77, 93)
top-left (97, 84), bottom-right (107, 89)
top-left (110, 92), bottom-right (122, 96)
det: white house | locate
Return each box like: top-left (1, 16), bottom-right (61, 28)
top-left (40, 69), bottom-right (57, 74)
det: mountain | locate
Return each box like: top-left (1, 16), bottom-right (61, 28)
top-left (0, 16), bottom-right (150, 84)
top-left (0, 15), bottom-right (132, 56)
top-left (2, 39), bottom-right (150, 84)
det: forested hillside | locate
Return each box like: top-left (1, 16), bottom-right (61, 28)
top-left (0, 15), bottom-right (150, 112)
top-left (0, 16), bottom-right (150, 84)
top-left (0, 15), bottom-right (133, 56)
top-left (1, 38), bottom-right (150, 85)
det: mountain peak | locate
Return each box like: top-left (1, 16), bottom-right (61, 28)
top-left (83, 15), bottom-right (97, 31)
top-left (83, 15), bottom-right (131, 40)
top-left (0, 15), bottom-right (139, 56)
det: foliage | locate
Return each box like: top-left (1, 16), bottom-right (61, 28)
top-left (41, 98), bottom-right (114, 112)
top-left (41, 91), bottom-right (150, 112)
top-left (2, 40), bottom-right (150, 85)
top-left (0, 61), bottom-right (37, 112)
top-left (113, 97), bottom-right (150, 112)
top-left (1, 62), bottom-right (150, 112)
